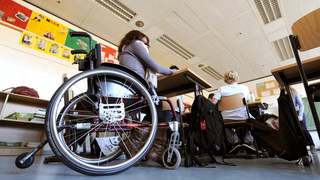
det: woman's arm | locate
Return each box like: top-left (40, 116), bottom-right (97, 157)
top-left (130, 41), bottom-right (176, 75)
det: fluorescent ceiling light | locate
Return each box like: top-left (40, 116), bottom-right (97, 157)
top-left (156, 34), bottom-right (194, 60)
top-left (93, 0), bottom-right (136, 22)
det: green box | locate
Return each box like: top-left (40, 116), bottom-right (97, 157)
top-left (14, 112), bottom-right (34, 120)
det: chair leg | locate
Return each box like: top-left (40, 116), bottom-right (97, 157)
top-left (253, 139), bottom-right (260, 157)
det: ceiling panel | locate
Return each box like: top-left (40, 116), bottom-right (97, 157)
top-left (174, 3), bottom-right (209, 35)
top-left (216, 11), bottom-right (264, 48)
top-left (185, 33), bottom-right (227, 60)
top-left (21, 0), bottom-right (320, 94)
top-left (80, 6), bottom-right (132, 45)
top-left (187, 0), bottom-right (225, 29)
top-left (156, 20), bottom-right (189, 44)
top-left (232, 36), bottom-right (274, 62)
top-left (246, 56), bottom-right (280, 77)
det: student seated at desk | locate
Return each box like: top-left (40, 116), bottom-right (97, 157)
top-left (118, 30), bottom-right (178, 166)
top-left (210, 70), bottom-right (256, 154)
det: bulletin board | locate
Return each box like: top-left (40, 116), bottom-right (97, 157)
top-left (256, 80), bottom-right (280, 97)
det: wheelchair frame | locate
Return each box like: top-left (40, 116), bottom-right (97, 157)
top-left (15, 31), bottom-right (182, 175)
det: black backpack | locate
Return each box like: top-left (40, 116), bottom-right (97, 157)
top-left (186, 95), bottom-right (226, 167)
top-left (247, 89), bottom-right (308, 161)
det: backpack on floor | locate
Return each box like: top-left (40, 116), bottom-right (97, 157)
top-left (186, 95), bottom-right (226, 167)
top-left (247, 89), bottom-right (308, 161)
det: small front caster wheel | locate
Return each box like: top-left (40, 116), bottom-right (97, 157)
top-left (162, 148), bottom-right (181, 169)
top-left (15, 153), bottom-right (34, 169)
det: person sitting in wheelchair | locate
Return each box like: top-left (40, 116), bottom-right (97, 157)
top-left (118, 30), bottom-right (178, 166)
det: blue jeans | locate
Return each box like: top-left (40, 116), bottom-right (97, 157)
top-left (162, 110), bottom-right (180, 123)
top-left (300, 113), bottom-right (314, 146)
top-left (224, 120), bottom-right (253, 144)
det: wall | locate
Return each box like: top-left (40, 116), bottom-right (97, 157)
top-left (0, 0), bottom-right (117, 100)
top-left (1, 1), bottom-right (319, 150)
top-left (0, 0), bottom-right (117, 153)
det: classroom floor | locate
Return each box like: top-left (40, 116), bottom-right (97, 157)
top-left (1, 151), bottom-right (320, 180)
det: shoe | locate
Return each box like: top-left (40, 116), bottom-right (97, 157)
top-left (310, 145), bottom-right (317, 154)
top-left (228, 143), bottom-right (241, 154)
top-left (242, 143), bottom-right (257, 154)
top-left (119, 122), bottom-right (151, 159)
top-left (147, 127), bottom-right (167, 165)
top-left (302, 155), bottom-right (311, 166)
top-left (296, 155), bottom-right (312, 166)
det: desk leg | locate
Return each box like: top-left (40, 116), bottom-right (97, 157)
top-left (194, 82), bottom-right (199, 97)
top-left (290, 35), bottom-right (320, 141)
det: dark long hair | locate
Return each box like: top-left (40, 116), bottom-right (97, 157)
top-left (118, 30), bottom-right (149, 54)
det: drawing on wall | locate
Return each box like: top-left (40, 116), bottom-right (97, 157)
top-left (73, 54), bottom-right (85, 64)
top-left (19, 32), bottom-right (35, 47)
top-left (0, 10), bottom-right (4, 19)
top-left (100, 43), bottom-right (118, 63)
top-left (26, 12), bottom-right (68, 44)
top-left (34, 37), bottom-right (48, 52)
top-left (44, 31), bottom-right (55, 40)
top-left (15, 11), bottom-right (29, 22)
top-left (0, 0), bottom-right (32, 29)
top-left (76, 39), bottom-right (88, 50)
top-left (64, 29), bottom-right (97, 52)
top-left (60, 47), bottom-right (73, 61)
top-left (47, 42), bottom-right (60, 57)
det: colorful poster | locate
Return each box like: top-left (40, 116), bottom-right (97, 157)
top-left (26, 12), bottom-right (69, 45)
top-left (64, 29), bottom-right (97, 53)
top-left (0, 0), bottom-right (32, 29)
top-left (60, 47), bottom-right (74, 62)
top-left (73, 54), bottom-right (86, 64)
top-left (46, 41), bottom-right (61, 57)
top-left (19, 31), bottom-right (36, 48)
top-left (34, 37), bottom-right (48, 53)
top-left (100, 43), bottom-right (118, 63)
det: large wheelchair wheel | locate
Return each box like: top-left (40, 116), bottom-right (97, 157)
top-left (45, 68), bottom-right (157, 175)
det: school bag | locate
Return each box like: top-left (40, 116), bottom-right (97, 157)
top-left (247, 89), bottom-right (308, 161)
top-left (185, 95), bottom-right (226, 167)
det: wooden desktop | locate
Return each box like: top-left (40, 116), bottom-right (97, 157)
top-left (156, 68), bottom-right (211, 97)
top-left (271, 56), bottom-right (320, 140)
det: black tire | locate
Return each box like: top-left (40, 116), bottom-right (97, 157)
top-left (15, 153), bottom-right (34, 169)
top-left (162, 148), bottom-right (181, 169)
top-left (45, 67), bottom-right (157, 175)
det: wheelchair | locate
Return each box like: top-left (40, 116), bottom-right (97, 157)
top-left (15, 32), bottom-right (181, 175)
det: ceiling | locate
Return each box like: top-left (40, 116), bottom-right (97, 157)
top-left (23, 0), bottom-right (320, 91)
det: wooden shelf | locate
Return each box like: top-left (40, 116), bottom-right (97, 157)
top-left (0, 91), bottom-right (49, 155)
top-left (0, 146), bottom-right (36, 149)
top-left (1, 118), bottom-right (44, 125)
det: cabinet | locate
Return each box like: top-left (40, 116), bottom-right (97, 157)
top-left (0, 91), bottom-right (49, 155)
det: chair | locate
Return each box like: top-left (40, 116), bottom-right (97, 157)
top-left (218, 94), bottom-right (259, 159)
top-left (290, 8), bottom-right (320, 140)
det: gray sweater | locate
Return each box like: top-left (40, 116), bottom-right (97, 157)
top-left (119, 40), bottom-right (176, 78)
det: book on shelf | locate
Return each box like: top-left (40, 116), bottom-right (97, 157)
top-left (265, 116), bottom-right (279, 131)
top-left (25, 141), bottom-right (41, 147)
top-left (34, 109), bottom-right (46, 118)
